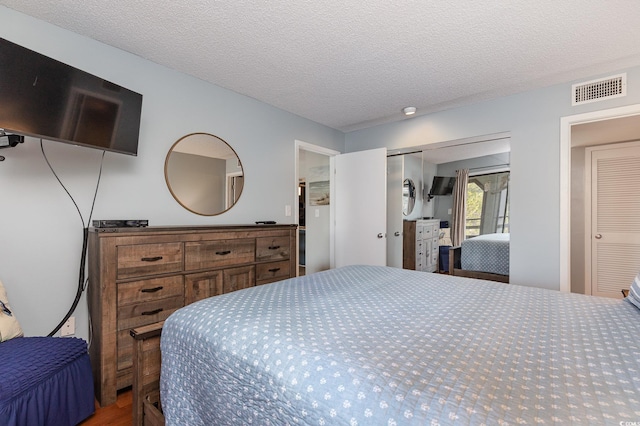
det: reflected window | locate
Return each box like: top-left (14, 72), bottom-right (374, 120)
top-left (465, 171), bottom-right (510, 237)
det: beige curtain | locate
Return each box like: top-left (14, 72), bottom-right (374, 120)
top-left (451, 168), bottom-right (469, 246)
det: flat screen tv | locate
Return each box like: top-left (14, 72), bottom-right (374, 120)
top-left (430, 176), bottom-right (456, 196)
top-left (0, 38), bottom-right (142, 156)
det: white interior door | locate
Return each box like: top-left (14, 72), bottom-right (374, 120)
top-left (587, 141), bottom-right (640, 298)
top-left (332, 148), bottom-right (387, 267)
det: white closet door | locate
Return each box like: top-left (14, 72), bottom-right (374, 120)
top-left (332, 148), bottom-right (387, 268)
top-left (588, 141), bottom-right (640, 298)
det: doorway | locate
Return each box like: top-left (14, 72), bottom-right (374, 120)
top-left (226, 173), bottom-right (244, 209)
top-left (561, 104), bottom-right (640, 294)
top-left (295, 142), bottom-right (388, 273)
top-left (295, 141), bottom-right (339, 276)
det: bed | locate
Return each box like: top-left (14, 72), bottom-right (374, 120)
top-left (0, 336), bottom-right (96, 425)
top-left (160, 265), bottom-right (640, 425)
top-left (449, 232), bottom-right (509, 283)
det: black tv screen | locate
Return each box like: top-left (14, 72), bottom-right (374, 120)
top-left (0, 38), bottom-right (142, 156)
top-left (430, 176), bottom-right (456, 196)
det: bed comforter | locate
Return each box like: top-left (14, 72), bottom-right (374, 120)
top-left (161, 265), bottom-right (640, 425)
top-left (461, 232), bottom-right (509, 276)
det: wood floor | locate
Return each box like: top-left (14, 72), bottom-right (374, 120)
top-left (80, 389), bottom-right (133, 425)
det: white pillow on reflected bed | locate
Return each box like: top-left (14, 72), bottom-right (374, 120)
top-left (627, 274), bottom-right (640, 310)
top-left (0, 279), bottom-right (23, 342)
top-left (439, 228), bottom-right (453, 246)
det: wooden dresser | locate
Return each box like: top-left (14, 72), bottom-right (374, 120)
top-left (88, 224), bottom-right (297, 407)
top-left (403, 219), bottom-right (440, 272)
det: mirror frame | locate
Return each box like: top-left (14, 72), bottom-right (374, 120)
top-left (164, 132), bottom-right (244, 216)
top-left (402, 178), bottom-right (416, 216)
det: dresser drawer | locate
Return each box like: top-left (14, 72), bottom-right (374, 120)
top-left (185, 239), bottom-right (255, 270)
top-left (256, 236), bottom-right (290, 261)
top-left (222, 265), bottom-right (255, 293)
top-left (118, 276), bottom-right (184, 306)
top-left (185, 270), bottom-right (224, 305)
top-left (117, 243), bottom-right (183, 280)
top-left (256, 260), bottom-right (290, 285)
top-left (117, 296), bottom-right (183, 331)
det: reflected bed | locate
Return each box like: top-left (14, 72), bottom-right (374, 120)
top-left (449, 233), bottom-right (510, 283)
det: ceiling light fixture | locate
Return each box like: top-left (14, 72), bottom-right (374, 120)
top-left (403, 106), bottom-right (417, 116)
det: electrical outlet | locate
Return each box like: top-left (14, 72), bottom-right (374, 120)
top-left (61, 316), bottom-right (75, 337)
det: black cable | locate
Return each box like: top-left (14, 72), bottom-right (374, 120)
top-left (40, 140), bottom-right (106, 336)
top-left (40, 142), bottom-right (86, 228)
top-left (48, 227), bottom-right (88, 337)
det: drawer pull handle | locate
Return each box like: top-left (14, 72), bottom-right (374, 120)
top-left (268, 245), bottom-right (281, 250)
top-left (141, 256), bottom-right (163, 262)
top-left (141, 286), bottom-right (163, 293)
top-left (215, 250), bottom-right (231, 256)
top-left (141, 308), bottom-right (163, 316)
top-left (268, 267), bottom-right (281, 273)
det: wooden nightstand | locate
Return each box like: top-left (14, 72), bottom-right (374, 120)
top-left (622, 289), bottom-right (629, 298)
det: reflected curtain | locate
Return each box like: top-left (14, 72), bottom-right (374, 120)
top-left (451, 169), bottom-right (469, 246)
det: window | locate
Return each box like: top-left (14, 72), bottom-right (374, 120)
top-left (465, 171), bottom-right (509, 238)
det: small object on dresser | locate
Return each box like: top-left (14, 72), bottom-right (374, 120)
top-left (93, 219), bottom-right (149, 228)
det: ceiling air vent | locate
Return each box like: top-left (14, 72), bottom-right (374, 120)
top-left (572, 73), bottom-right (626, 106)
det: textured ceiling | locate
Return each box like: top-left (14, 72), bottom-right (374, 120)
top-left (3, 1), bottom-right (640, 132)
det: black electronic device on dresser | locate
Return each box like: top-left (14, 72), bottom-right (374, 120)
top-left (92, 220), bottom-right (149, 228)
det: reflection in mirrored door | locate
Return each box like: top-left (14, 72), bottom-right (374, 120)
top-left (386, 155), bottom-right (404, 268)
top-left (165, 133), bottom-right (244, 216)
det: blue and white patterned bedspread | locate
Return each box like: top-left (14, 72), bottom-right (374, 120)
top-left (161, 265), bottom-right (640, 425)
top-left (461, 232), bottom-right (510, 275)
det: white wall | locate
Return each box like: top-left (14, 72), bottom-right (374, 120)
top-left (570, 147), bottom-right (586, 294)
top-left (0, 7), bottom-right (344, 341)
top-left (346, 66), bottom-right (640, 291)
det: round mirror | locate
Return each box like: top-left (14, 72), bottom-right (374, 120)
top-left (165, 133), bottom-right (244, 216)
top-left (402, 178), bottom-right (416, 216)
